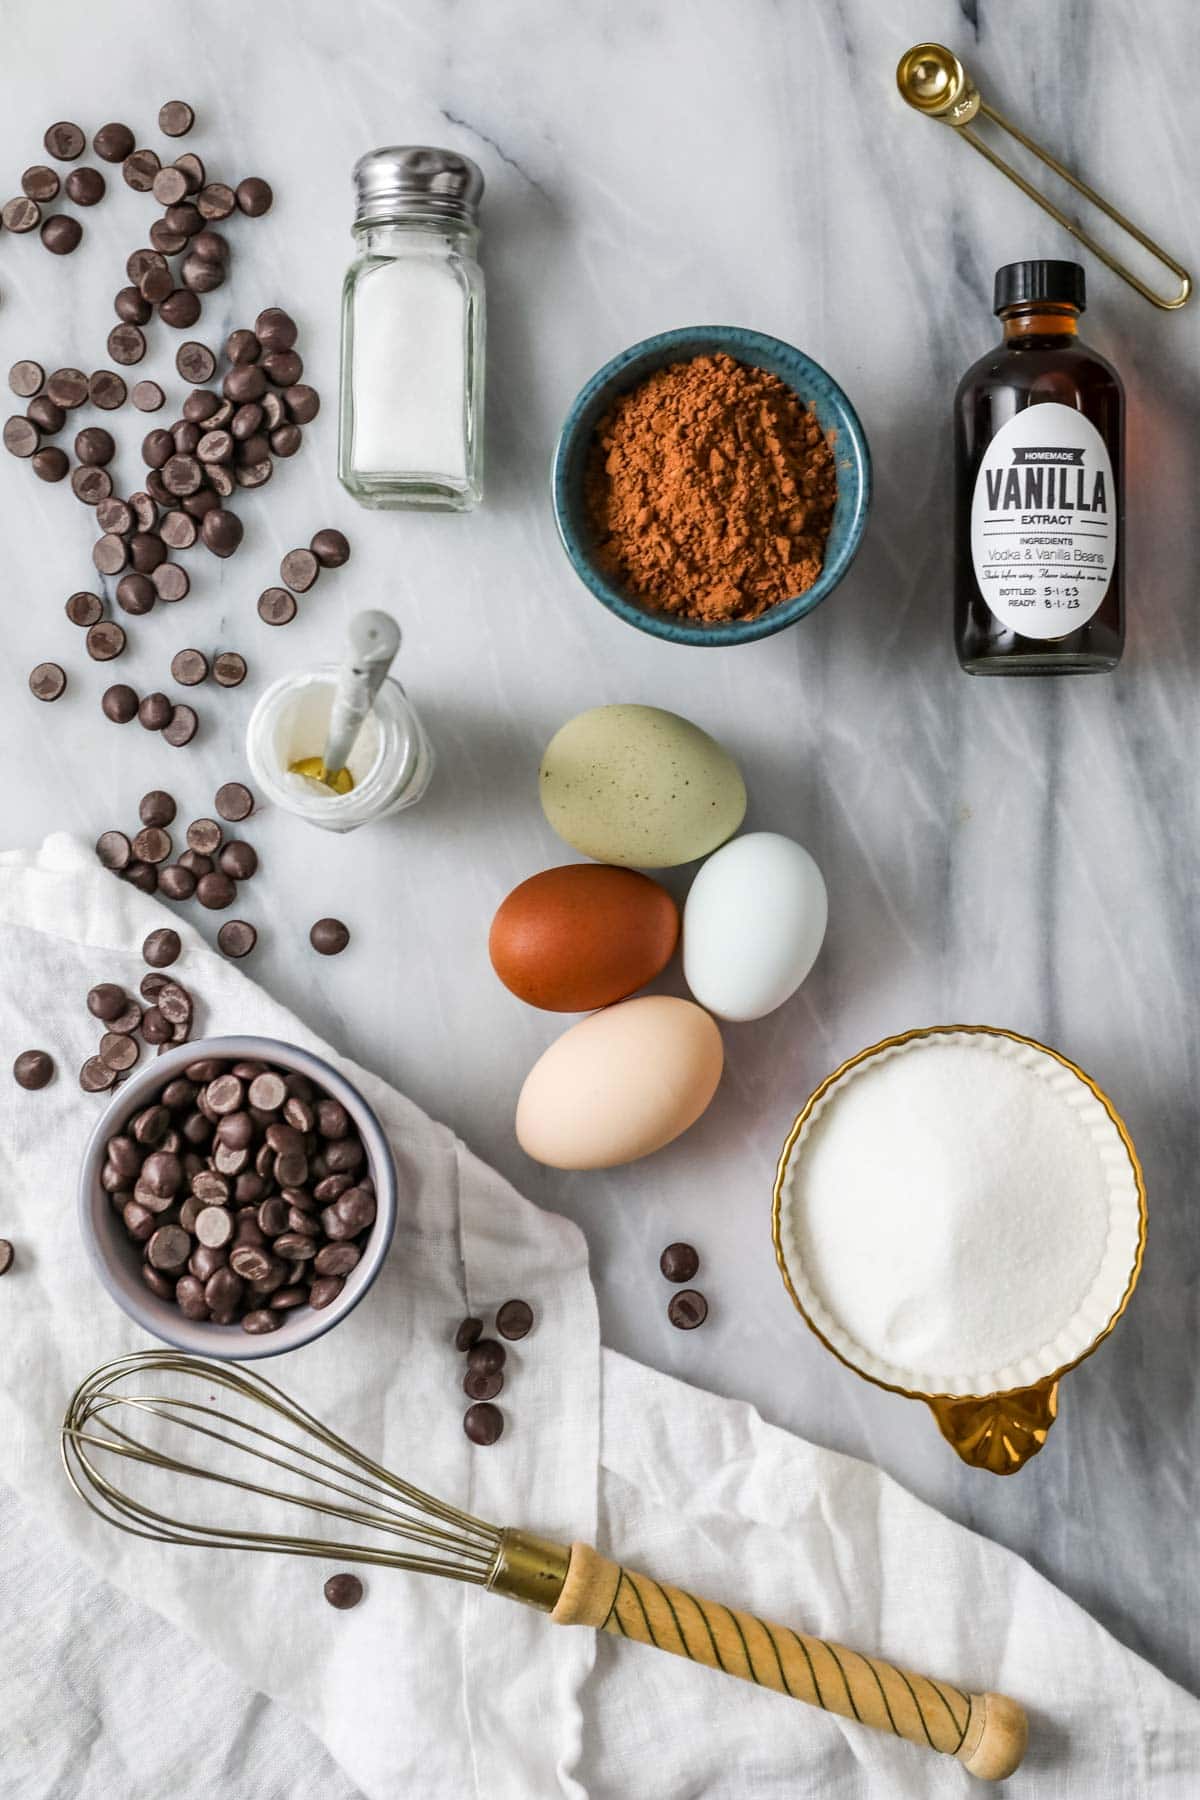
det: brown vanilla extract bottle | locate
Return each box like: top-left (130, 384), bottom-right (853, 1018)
top-left (955, 260), bottom-right (1124, 675)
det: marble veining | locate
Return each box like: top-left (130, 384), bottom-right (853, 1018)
top-left (1, 0), bottom-right (1198, 1778)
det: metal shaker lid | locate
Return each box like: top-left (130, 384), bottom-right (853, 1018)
top-left (353, 146), bottom-right (484, 225)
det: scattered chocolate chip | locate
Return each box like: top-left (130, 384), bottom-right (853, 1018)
top-left (71, 466), bottom-right (113, 505)
top-left (107, 324), bottom-right (147, 366)
top-left (0, 1241), bottom-right (13, 1277)
top-left (44, 121), bottom-right (85, 160)
top-left (217, 919), bottom-right (257, 958)
top-left (132, 828), bottom-right (172, 866)
top-left (310, 918), bottom-right (350, 956)
top-left (32, 446), bottom-right (70, 481)
top-left (139, 790), bottom-right (176, 827)
top-left (158, 100), bottom-right (195, 138)
top-left (310, 528), bottom-right (351, 568)
top-left (123, 148), bottom-right (161, 191)
top-left (99, 1032), bottom-right (140, 1073)
top-left (80, 1056), bottom-right (117, 1093)
top-left (214, 782), bottom-right (253, 823)
top-left (89, 369), bottom-right (127, 410)
top-left (94, 123), bottom-right (136, 163)
top-left (87, 620), bottom-right (127, 661)
top-left (323, 1573), bottom-right (363, 1610)
top-left (65, 166), bottom-right (105, 206)
top-left (8, 360), bottom-right (44, 398)
top-left (280, 547), bottom-right (319, 592)
top-left (41, 216), bottom-right (83, 256)
top-left (201, 507), bottom-right (243, 557)
top-left (29, 662), bottom-right (66, 701)
top-left (13, 1050), bottom-right (54, 1090)
top-left (65, 590), bottom-right (104, 628)
top-left (3, 416), bottom-right (39, 458)
top-left (171, 648), bottom-right (208, 686)
top-left (176, 341), bottom-right (216, 384)
top-left (455, 1316), bottom-right (484, 1352)
top-left (187, 817), bottom-right (223, 854)
top-left (1, 196), bottom-right (40, 233)
top-left (143, 927), bottom-right (182, 967)
top-left (164, 704), bottom-right (198, 747)
top-left (21, 165), bottom-right (59, 201)
top-left (96, 830), bottom-right (132, 869)
top-left (76, 425), bottom-right (116, 465)
top-left (257, 586), bottom-right (296, 626)
top-left (659, 1243), bottom-right (700, 1284)
top-left (667, 1289), bottom-right (708, 1330)
top-left (132, 380), bottom-right (165, 412)
top-left (496, 1299), bottom-right (534, 1341)
top-left (153, 562), bottom-right (190, 602)
top-left (212, 651), bottom-right (246, 687)
top-left (463, 1402), bottom-right (504, 1445)
top-left (236, 177), bottom-right (273, 216)
top-left (219, 840), bottom-right (257, 881)
top-left (102, 683), bottom-right (139, 723)
top-left (197, 870), bottom-right (235, 909)
top-left (157, 864), bottom-right (196, 901)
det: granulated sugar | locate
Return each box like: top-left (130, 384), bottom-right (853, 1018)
top-left (792, 1038), bottom-right (1112, 1387)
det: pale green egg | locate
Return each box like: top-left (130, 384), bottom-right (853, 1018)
top-left (539, 704), bottom-right (746, 868)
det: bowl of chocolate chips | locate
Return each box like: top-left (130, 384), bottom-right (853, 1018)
top-left (78, 1036), bottom-right (397, 1358)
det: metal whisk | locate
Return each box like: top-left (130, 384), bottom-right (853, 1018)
top-left (63, 1352), bottom-right (1026, 1782)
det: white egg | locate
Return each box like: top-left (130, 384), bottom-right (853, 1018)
top-left (683, 832), bottom-right (828, 1022)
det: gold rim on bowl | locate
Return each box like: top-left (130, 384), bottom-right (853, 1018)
top-left (771, 1024), bottom-right (1147, 1474)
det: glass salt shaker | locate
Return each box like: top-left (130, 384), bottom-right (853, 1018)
top-left (338, 146), bottom-right (486, 511)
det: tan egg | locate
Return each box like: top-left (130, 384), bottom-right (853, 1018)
top-left (490, 864), bottom-right (679, 1011)
top-left (515, 995), bottom-right (723, 1169)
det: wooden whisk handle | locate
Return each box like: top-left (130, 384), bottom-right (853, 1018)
top-left (548, 1542), bottom-right (1027, 1782)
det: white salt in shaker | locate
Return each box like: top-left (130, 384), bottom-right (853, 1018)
top-left (338, 146), bottom-right (486, 511)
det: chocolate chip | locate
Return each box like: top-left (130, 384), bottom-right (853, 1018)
top-left (219, 840), bottom-right (257, 881)
top-left (123, 148), bottom-right (160, 191)
top-left (99, 1032), bottom-right (140, 1073)
top-left (71, 466), bottom-right (113, 505)
top-left (226, 328), bottom-right (260, 365)
top-left (198, 182), bottom-right (236, 220)
top-left (140, 790), bottom-right (176, 827)
top-left (160, 288), bottom-right (202, 329)
top-left (187, 818), bottom-right (223, 854)
top-left (124, 863), bottom-right (158, 895)
top-left (153, 562), bottom-right (190, 603)
top-left (8, 360), bottom-right (44, 399)
top-left (467, 1338), bottom-right (506, 1378)
top-left (107, 324), bottom-right (147, 366)
top-left (263, 349), bottom-right (303, 387)
top-left (28, 662), bottom-right (66, 701)
top-left (74, 426), bottom-right (114, 467)
top-left (13, 1050), bottom-right (54, 1090)
top-left (212, 651), bottom-right (246, 687)
top-left (41, 215), bottom-right (83, 255)
top-left (310, 528), bottom-right (351, 568)
top-left (94, 123), bottom-right (136, 163)
top-left (48, 366), bottom-right (89, 409)
top-left (143, 928), bottom-right (182, 968)
top-left (280, 548), bottom-right (319, 592)
top-left (214, 783), bottom-right (254, 823)
top-left (86, 981), bottom-right (125, 1025)
top-left (236, 177), bottom-right (273, 216)
top-left (65, 591), bottom-right (103, 628)
top-left (455, 1316), bottom-right (484, 1351)
top-left (163, 453), bottom-right (203, 496)
top-left (171, 648), bottom-right (208, 685)
top-left (0, 1241), bottom-right (13, 1277)
top-left (80, 1056), bottom-right (117, 1093)
top-left (32, 446), bottom-right (70, 481)
top-left (496, 1299), bottom-right (534, 1341)
top-left (464, 1364), bottom-right (506, 1402)
top-left (3, 416), bottom-right (39, 458)
top-left (101, 683), bottom-right (139, 723)
top-left (174, 152), bottom-right (205, 191)
top-left (158, 864), bottom-right (196, 901)
top-left (218, 919), bottom-right (257, 958)
top-left (132, 829), bottom-right (172, 866)
top-left (323, 1573), bottom-right (363, 1610)
top-left (97, 505), bottom-right (132, 542)
top-left (158, 100), bottom-right (195, 137)
top-left (667, 1288), bottom-right (708, 1330)
top-left (87, 620), bottom-right (126, 661)
top-left (463, 1402), bottom-right (504, 1445)
top-left (310, 918), bottom-right (350, 956)
top-left (257, 586), bottom-right (296, 626)
top-left (137, 692), bottom-right (171, 731)
top-left (66, 166), bottom-right (105, 206)
top-left (176, 341), bottom-right (216, 384)
top-left (1, 196), bottom-right (40, 232)
top-left (44, 121), bottom-right (85, 160)
top-left (164, 703), bottom-right (198, 747)
top-left (89, 369), bottom-right (127, 411)
top-left (131, 532), bottom-right (166, 573)
top-left (132, 380), bottom-right (165, 412)
top-left (659, 1243), bottom-right (699, 1284)
top-left (21, 165), bottom-right (59, 201)
top-left (197, 871), bottom-right (236, 909)
top-left (201, 507), bottom-right (243, 557)
top-left (95, 830), bottom-right (132, 869)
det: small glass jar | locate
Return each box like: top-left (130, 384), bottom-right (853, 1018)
top-left (338, 146), bottom-right (486, 511)
top-left (246, 667), bottom-right (434, 834)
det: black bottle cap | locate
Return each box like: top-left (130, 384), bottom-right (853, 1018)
top-left (993, 260), bottom-right (1086, 314)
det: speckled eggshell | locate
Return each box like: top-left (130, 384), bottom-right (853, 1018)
top-left (538, 704), bottom-right (746, 868)
top-left (490, 863), bottom-right (680, 1011)
top-left (515, 995), bottom-right (724, 1169)
top-left (683, 832), bottom-right (828, 1022)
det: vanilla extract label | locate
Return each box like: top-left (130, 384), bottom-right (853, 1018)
top-left (970, 401), bottom-right (1116, 640)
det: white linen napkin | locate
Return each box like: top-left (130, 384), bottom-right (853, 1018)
top-left (2, 835), bottom-right (1197, 1799)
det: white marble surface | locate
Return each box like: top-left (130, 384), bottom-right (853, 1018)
top-left (2, 0), bottom-right (1198, 1778)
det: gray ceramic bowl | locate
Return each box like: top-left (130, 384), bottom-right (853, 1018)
top-left (78, 1035), bottom-right (398, 1360)
top-left (552, 325), bottom-right (872, 646)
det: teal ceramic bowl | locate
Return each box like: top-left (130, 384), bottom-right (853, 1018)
top-left (551, 326), bottom-right (871, 646)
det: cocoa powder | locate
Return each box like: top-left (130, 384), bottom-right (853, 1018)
top-left (585, 352), bottom-right (838, 624)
